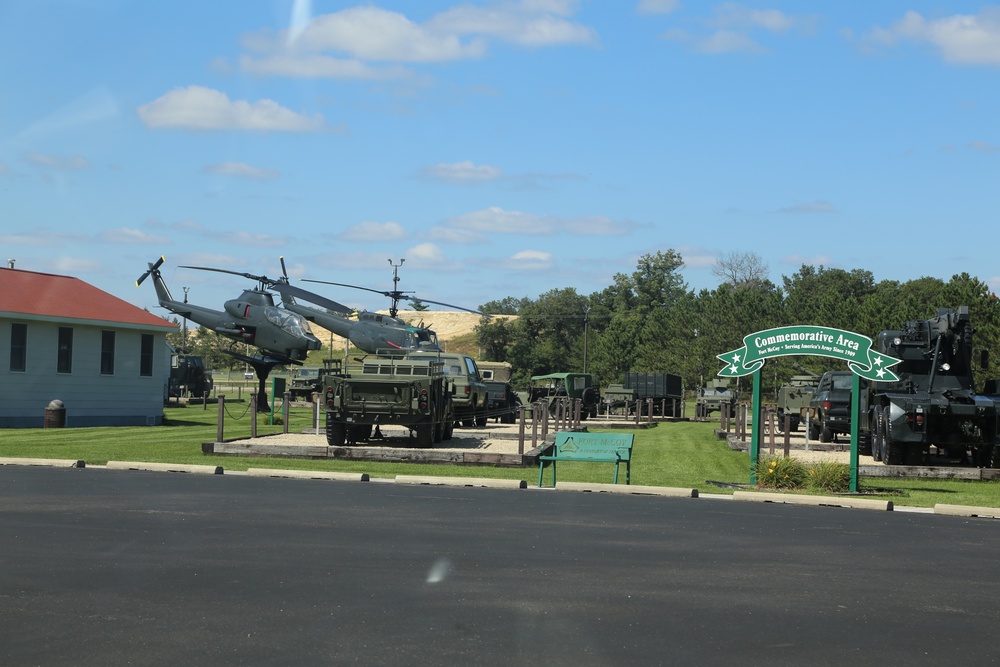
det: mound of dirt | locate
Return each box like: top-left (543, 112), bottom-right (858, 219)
top-left (308, 311), bottom-right (515, 346)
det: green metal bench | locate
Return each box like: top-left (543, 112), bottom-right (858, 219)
top-left (538, 432), bottom-right (634, 487)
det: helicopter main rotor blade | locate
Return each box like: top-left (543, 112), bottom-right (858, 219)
top-left (270, 282), bottom-right (352, 314)
top-left (179, 265), bottom-right (272, 284)
top-left (398, 294), bottom-right (491, 316)
top-left (300, 278), bottom-right (397, 299)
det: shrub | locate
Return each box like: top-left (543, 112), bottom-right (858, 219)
top-left (755, 455), bottom-right (806, 490)
top-left (806, 460), bottom-right (851, 493)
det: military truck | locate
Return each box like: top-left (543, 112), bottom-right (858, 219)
top-left (288, 359), bottom-right (343, 401)
top-left (863, 306), bottom-right (1000, 467)
top-left (808, 371), bottom-right (854, 442)
top-left (695, 378), bottom-right (735, 418)
top-left (478, 361), bottom-right (520, 423)
top-left (522, 372), bottom-right (600, 419)
top-left (323, 354), bottom-right (454, 448)
top-left (407, 350), bottom-right (489, 427)
top-left (168, 353), bottom-right (213, 399)
top-left (775, 373), bottom-right (819, 432)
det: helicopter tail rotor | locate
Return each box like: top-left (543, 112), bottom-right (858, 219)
top-left (136, 256), bottom-right (165, 287)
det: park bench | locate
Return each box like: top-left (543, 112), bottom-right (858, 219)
top-left (538, 431), bottom-right (634, 487)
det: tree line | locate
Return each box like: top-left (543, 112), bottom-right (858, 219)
top-left (474, 250), bottom-right (1000, 398)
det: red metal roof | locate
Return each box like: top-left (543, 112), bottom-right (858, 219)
top-left (0, 268), bottom-right (176, 330)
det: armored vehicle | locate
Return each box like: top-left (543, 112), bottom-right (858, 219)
top-left (775, 373), bottom-right (818, 432)
top-left (522, 373), bottom-right (600, 419)
top-left (695, 378), bottom-right (734, 418)
top-left (808, 371), bottom-right (853, 441)
top-left (323, 354), bottom-right (454, 448)
top-left (863, 306), bottom-right (1000, 467)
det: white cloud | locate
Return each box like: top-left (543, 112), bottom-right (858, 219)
top-left (46, 257), bottom-right (105, 274)
top-left (864, 9), bottom-right (1000, 66)
top-left (23, 152), bottom-right (91, 171)
top-left (429, 3), bottom-right (598, 48)
top-left (405, 243), bottom-right (446, 264)
top-left (663, 4), bottom-right (816, 54)
top-left (100, 227), bottom-right (172, 245)
top-left (204, 162), bottom-right (280, 180)
top-left (137, 86), bottom-right (326, 131)
top-left (969, 139), bottom-right (1000, 153)
top-left (503, 249), bottom-right (554, 271)
top-left (340, 221), bottom-right (407, 242)
top-left (637, 0), bottom-right (680, 16)
top-left (0, 230), bottom-right (56, 246)
top-left (421, 160), bottom-right (502, 183)
top-left (442, 206), bottom-right (633, 237)
top-left (299, 7), bottom-right (486, 62)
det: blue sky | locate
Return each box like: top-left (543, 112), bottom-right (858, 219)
top-left (3, 1), bottom-right (999, 317)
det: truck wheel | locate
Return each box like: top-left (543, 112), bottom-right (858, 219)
top-left (475, 414), bottom-right (488, 427)
top-left (808, 420), bottom-right (820, 440)
top-left (443, 418), bottom-right (454, 441)
top-left (819, 421), bottom-right (833, 443)
top-left (989, 443), bottom-right (1000, 469)
top-left (414, 423), bottom-right (434, 448)
top-left (790, 416), bottom-right (800, 432)
top-left (883, 406), bottom-right (904, 465)
top-left (327, 421), bottom-right (346, 447)
top-left (775, 409), bottom-right (785, 432)
top-left (347, 424), bottom-right (372, 444)
top-left (871, 408), bottom-right (883, 461)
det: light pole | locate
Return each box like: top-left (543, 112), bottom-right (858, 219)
top-left (583, 306), bottom-right (590, 373)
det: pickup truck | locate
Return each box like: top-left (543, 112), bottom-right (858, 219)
top-left (808, 371), bottom-right (853, 442)
top-left (407, 351), bottom-right (489, 427)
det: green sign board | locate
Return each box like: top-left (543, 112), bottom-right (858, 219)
top-left (714, 325), bottom-right (902, 493)
top-left (716, 325), bottom-right (901, 382)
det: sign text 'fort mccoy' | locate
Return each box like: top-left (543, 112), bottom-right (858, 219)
top-left (717, 325), bottom-right (901, 382)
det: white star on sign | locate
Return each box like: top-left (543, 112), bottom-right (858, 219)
top-left (730, 364), bottom-right (739, 374)
top-left (876, 368), bottom-right (885, 378)
top-left (731, 353), bottom-right (741, 363)
top-left (873, 355), bottom-right (883, 367)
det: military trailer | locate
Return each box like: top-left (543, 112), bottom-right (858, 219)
top-left (862, 306), bottom-right (1000, 467)
top-left (775, 373), bottom-right (818, 432)
top-left (522, 372), bottom-right (600, 419)
top-left (624, 372), bottom-right (683, 416)
top-left (323, 354), bottom-right (455, 448)
top-left (602, 384), bottom-right (637, 414)
top-left (288, 359), bottom-right (343, 401)
top-left (695, 378), bottom-right (735, 418)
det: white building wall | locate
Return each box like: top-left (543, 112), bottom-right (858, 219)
top-left (1, 316), bottom-right (170, 427)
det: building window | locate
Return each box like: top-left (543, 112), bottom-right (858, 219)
top-left (140, 334), bottom-right (154, 376)
top-left (57, 327), bottom-right (73, 374)
top-left (10, 323), bottom-right (27, 372)
top-left (101, 330), bottom-right (116, 375)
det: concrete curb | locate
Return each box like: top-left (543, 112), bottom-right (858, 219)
top-left (246, 468), bottom-right (370, 482)
top-left (0, 457), bottom-right (85, 468)
top-left (555, 482), bottom-right (698, 498)
top-left (395, 475), bottom-right (527, 489)
top-left (732, 490), bottom-right (893, 511)
top-left (934, 503), bottom-right (1000, 519)
top-left (105, 461), bottom-right (224, 475)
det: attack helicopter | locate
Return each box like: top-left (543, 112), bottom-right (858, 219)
top-left (136, 256), bottom-right (327, 409)
top-left (180, 257), bottom-right (487, 355)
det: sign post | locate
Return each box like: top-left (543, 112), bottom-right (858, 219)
top-left (717, 325), bottom-right (901, 492)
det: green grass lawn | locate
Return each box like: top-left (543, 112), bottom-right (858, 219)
top-left (1, 405), bottom-right (997, 508)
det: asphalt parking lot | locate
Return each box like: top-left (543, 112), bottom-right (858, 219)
top-left (3, 465), bottom-right (1000, 666)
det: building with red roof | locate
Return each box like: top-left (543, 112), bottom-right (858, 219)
top-left (1, 266), bottom-right (177, 427)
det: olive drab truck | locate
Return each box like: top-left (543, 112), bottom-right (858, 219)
top-left (775, 372), bottom-right (819, 432)
top-left (862, 306), bottom-right (1000, 467)
top-left (323, 354), bottom-right (455, 448)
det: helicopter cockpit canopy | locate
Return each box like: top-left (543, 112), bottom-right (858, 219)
top-left (409, 327), bottom-right (439, 349)
top-left (264, 306), bottom-right (314, 338)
